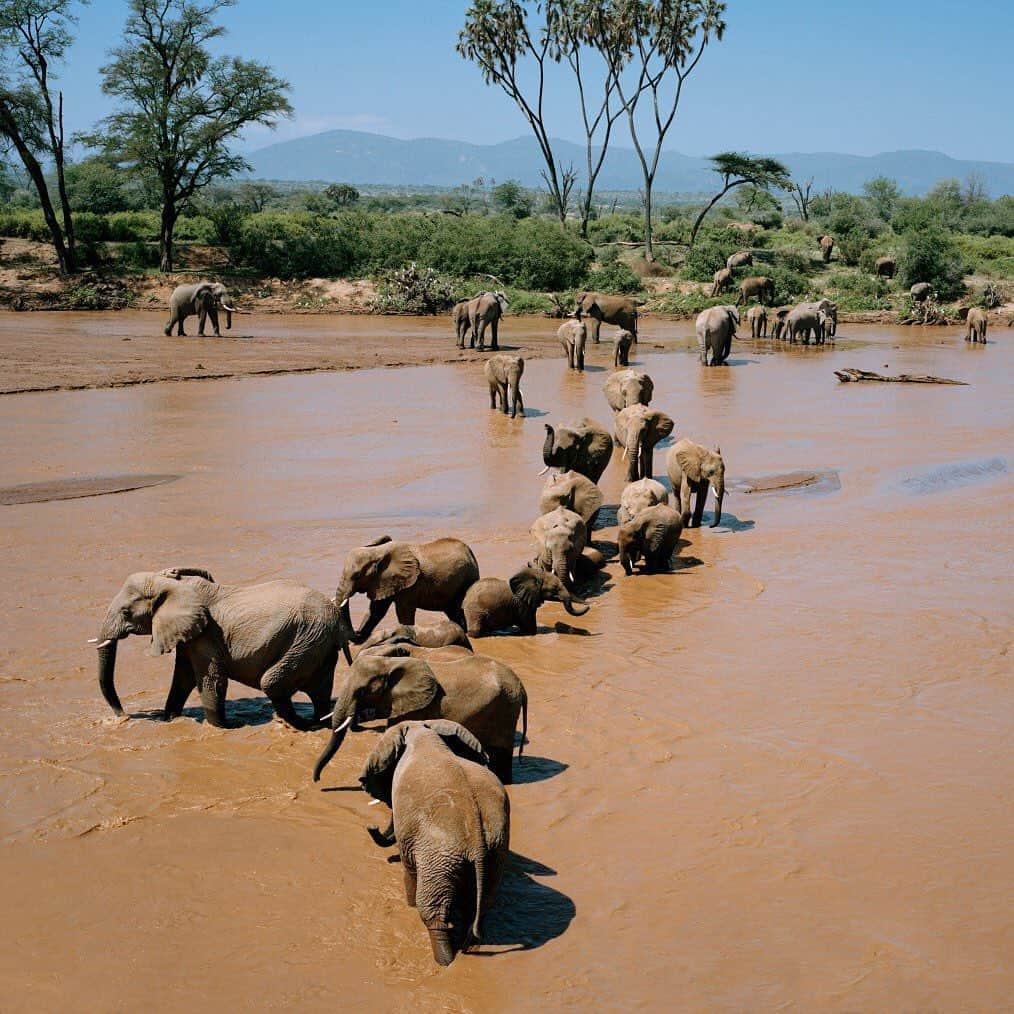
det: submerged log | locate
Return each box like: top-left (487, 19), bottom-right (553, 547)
top-left (834, 368), bottom-right (967, 386)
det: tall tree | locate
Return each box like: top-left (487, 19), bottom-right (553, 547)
top-left (687, 152), bottom-right (791, 249)
top-left (90, 0), bottom-right (291, 271)
top-left (592, 0), bottom-right (727, 261)
top-left (0, 0), bottom-right (81, 273)
top-left (788, 175), bottom-right (814, 221)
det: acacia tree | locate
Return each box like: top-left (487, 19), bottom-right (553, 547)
top-left (788, 175), bottom-right (814, 220)
top-left (687, 152), bottom-right (791, 249)
top-left (593, 0), bottom-right (726, 261)
top-left (0, 0), bottom-right (81, 273)
top-left (90, 0), bottom-right (290, 271)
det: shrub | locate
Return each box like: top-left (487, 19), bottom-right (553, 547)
top-left (954, 233), bottom-right (1014, 278)
top-left (766, 266), bottom-right (811, 303)
top-left (583, 248), bottom-right (643, 294)
top-left (899, 226), bottom-right (965, 301)
top-left (235, 211), bottom-right (364, 278)
top-left (107, 211), bottom-right (159, 242)
top-left (118, 240), bottom-right (160, 269)
top-left (73, 212), bottom-right (108, 244)
top-left (371, 263), bottom-right (460, 314)
top-left (837, 229), bottom-right (870, 267)
top-left (653, 288), bottom-right (726, 317)
top-left (174, 216), bottom-right (215, 244)
top-left (681, 228), bottom-right (741, 281)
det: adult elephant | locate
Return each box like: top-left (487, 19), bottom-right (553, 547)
top-left (618, 503), bottom-right (683, 575)
top-left (747, 305), bottom-right (768, 338)
top-left (614, 405), bottom-right (675, 483)
top-left (966, 307), bottom-right (988, 342)
top-left (819, 235), bottom-right (834, 263)
top-left (726, 250), bottom-right (753, 271)
top-left (770, 306), bottom-right (792, 340)
top-left (874, 256), bottom-right (896, 279)
top-left (575, 291), bottom-right (639, 344)
top-left (541, 417), bottom-right (613, 483)
top-left (91, 568), bottom-right (348, 730)
top-left (603, 368), bottom-right (654, 412)
top-left (484, 354), bottom-right (524, 418)
top-left (313, 651), bottom-right (526, 785)
top-left (557, 318), bottom-right (587, 371)
top-left (358, 720), bottom-right (510, 966)
top-left (455, 291), bottom-right (509, 350)
top-left (667, 439), bottom-right (726, 528)
top-left (539, 470), bottom-right (604, 528)
top-left (711, 267), bottom-right (733, 297)
top-left (786, 303), bottom-right (828, 344)
top-left (335, 536), bottom-right (480, 645)
top-left (164, 281), bottom-right (237, 337)
top-left (910, 282), bottom-right (934, 302)
top-left (530, 506), bottom-right (587, 590)
top-left (618, 477), bottom-right (669, 525)
top-left (696, 305), bottom-right (739, 366)
top-left (738, 275), bottom-right (775, 306)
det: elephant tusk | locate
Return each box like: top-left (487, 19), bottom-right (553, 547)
top-left (621, 446), bottom-right (628, 461)
top-left (337, 598), bottom-right (350, 610)
top-left (536, 465), bottom-right (550, 476)
top-left (318, 711), bottom-right (334, 725)
top-left (334, 715), bottom-right (354, 732)
top-left (90, 638), bottom-right (114, 649)
top-left (368, 799), bottom-right (381, 806)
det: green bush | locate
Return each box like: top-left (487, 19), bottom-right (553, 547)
top-left (118, 240), bottom-right (160, 269)
top-left (371, 263), bottom-right (460, 314)
top-left (653, 288), bottom-right (726, 317)
top-left (107, 211), bottom-right (159, 242)
top-left (766, 266), bottom-right (811, 303)
top-left (899, 226), bottom-right (966, 301)
top-left (954, 233), bottom-right (1014, 278)
top-left (587, 214), bottom-right (642, 244)
top-left (837, 229), bottom-right (870, 267)
top-left (583, 249), bottom-right (643, 294)
top-left (681, 228), bottom-right (741, 282)
top-left (174, 216), bottom-right (215, 244)
top-left (235, 211), bottom-right (364, 278)
top-left (0, 208), bottom-right (52, 241)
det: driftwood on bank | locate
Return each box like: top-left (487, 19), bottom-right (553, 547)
top-left (834, 368), bottom-right (967, 386)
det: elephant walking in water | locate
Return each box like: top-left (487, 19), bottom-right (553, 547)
top-left (965, 307), bottom-right (988, 343)
top-left (558, 319), bottom-right (587, 371)
top-left (667, 439), bottom-right (726, 528)
top-left (541, 418), bottom-right (613, 484)
top-left (358, 720), bottom-right (510, 966)
top-left (164, 281), bottom-right (238, 337)
top-left (454, 291), bottom-right (509, 350)
top-left (614, 405), bottom-right (675, 482)
top-left (575, 291), bottom-right (639, 344)
top-left (695, 305), bottom-right (739, 366)
top-left (484, 354), bottom-right (525, 417)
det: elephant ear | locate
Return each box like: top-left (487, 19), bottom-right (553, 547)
top-left (150, 580), bottom-right (209, 656)
top-left (577, 480), bottom-right (604, 524)
top-left (161, 566), bottom-right (215, 583)
top-left (652, 413), bottom-right (675, 442)
top-left (359, 724), bottom-right (410, 805)
top-left (364, 535), bottom-right (393, 548)
top-left (374, 544), bottom-right (421, 600)
top-left (509, 568), bottom-right (544, 610)
top-left (423, 719), bottom-right (490, 768)
top-left (388, 659), bottom-right (440, 719)
top-left (675, 445), bottom-right (703, 483)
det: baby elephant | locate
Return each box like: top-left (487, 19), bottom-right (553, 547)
top-left (747, 305), bottom-right (767, 338)
top-left (613, 329), bottom-right (634, 367)
top-left (558, 319), bottom-right (587, 371)
top-left (359, 620), bottom-right (472, 655)
top-left (313, 650), bottom-right (527, 785)
top-left (484, 354), bottom-right (525, 418)
top-left (618, 504), bottom-right (684, 575)
top-left (359, 719), bottom-right (509, 966)
top-left (618, 478), bottom-right (669, 525)
top-left (463, 567), bottom-right (589, 636)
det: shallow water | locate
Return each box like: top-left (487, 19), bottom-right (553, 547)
top-left (0, 319), bottom-right (1011, 1010)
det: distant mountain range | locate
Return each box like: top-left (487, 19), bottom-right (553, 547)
top-left (246, 130), bottom-right (1014, 197)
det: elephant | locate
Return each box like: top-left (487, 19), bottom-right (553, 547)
top-left (874, 256), bottom-right (896, 279)
top-left (747, 305), bottom-right (768, 338)
top-left (965, 306), bottom-right (988, 343)
top-left (557, 318), bottom-right (587, 371)
top-left (575, 291), bottom-right (639, 344)
top-left (463, 567), bottom-right (589, 637)
top-left (819, 235), bottom-right (834, 264)
top-left (539, 469), bottom-right (604, 528)
top-left (726, 251), bottom-right (753, 271)
top-left (164, 282), bottom-right (237, 337)
top-left (770, 306), bottom-right (792, 340)
top-left (91, 568), bottom-right (349, 730)
top-left (618, 477), bottom-right (669, 525)
top-left (358, 719), bottom-right (509, 966)
top-left (541, 418), bottom-right (613, 484)
top-left (738, 275), bottom-right (775, 306)
top-left (484, 354), bottom-right (525, 418)
top-left (614, 405), bottom-right (676, 483)
top-left (454, 291), bottom-right (509, 350)
top-left (603, 368), bottom-right (654, 413)
top-left (814, 298), bottom-right (838, 339)
top-left (696, 305), bottom-right (739, 366)
top-left (666, 439), bottom-right (726, 528)
top-left (910, 282), bottom-right (934, 303)
top-left (530, 506), bottom-right (587, 590)
top-left (786, 303), bottom-right (829, 345)
top-left (618, 503), bottom-right (683, 575)
top-left (359, 620), bottom-right (472, 655)
top-left (335, 536), bottom-right (480, 646)
top-left (313, 649), bottom-right (527, 786)
top-left (711, 267), bottom-right (733, 297)
top-left (613, 329), bottom-right (634, 367)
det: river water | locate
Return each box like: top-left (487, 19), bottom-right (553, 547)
top-left (0, 317), bottom-right (1011, 1009)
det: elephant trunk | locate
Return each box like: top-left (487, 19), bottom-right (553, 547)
top-left (96, 638), bottom-right (122, 716)
top-left (541, 427), bottom-right (557, 469)
top-left (710, 486), bottom-right (725, 529)
top-left (552, 551), bottom-right (571, 589)
top-left (562, 593), bottom-right (589, 617)
top-left (428, 927), bottom-right (456, 967)
top-left (336, 602), bottom-right (355, 664)
top-left (311, 713), bottom-right (355, 782)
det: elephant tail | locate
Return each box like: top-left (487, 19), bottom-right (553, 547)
top-left (466, 853), bottom-right (486, 950)
top-left (518, 688), bottom-right (528, 760)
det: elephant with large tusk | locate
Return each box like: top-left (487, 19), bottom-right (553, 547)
top-left (92, 567), bottom-right (350, 729)
top-left (613, 404), bottom-right (675, 483)
top-left (164, 281), bottom-right (239, 337)
top-left (530, 506), bottom-right (587, 591)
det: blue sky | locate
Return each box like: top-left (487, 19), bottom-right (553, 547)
top-left (61, 0), bottom-right (1014, 161)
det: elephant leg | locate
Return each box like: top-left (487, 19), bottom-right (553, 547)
top-left (162, 652), bottom-right (196, 720)
top-left (692, 485), bottom-right (707, 528)
top-left (590, 318), bottom-right (601, 343)
top-left (197, 307), bottom-right (207, 337)
top-left (488, 383), bottom-right (497, 410)
top-left (403, 863), bottom-right (418, 907)
top-left (490, 319), bottom-right (499, 351)
top-left (443, 600), bottom-right (468, 631)
top-left (308, 652), bottom-right (338, 720)
top-left (262, 643), bottom-right (333, 732)
top-left (476, 321), bottom-right (486, 351)
top-left (499, 382), bottom-right (509, 414)
top-left (352, 598), bottom-right (394, 643)
top-left (194, 656), bottom-right (231, 728)
top-left (488, 746), bottom-right (514, 785)
top-left (164, 314), bottom-right (175, 337)
top-left (394, 597), bottom-right (417, 626)
top-left (208, 307), bottom-right (220, 337)
top-left (177, 314), bottom-right (186, 337)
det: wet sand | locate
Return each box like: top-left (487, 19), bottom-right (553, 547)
top-left (0, 318), bottom-right (1011, 1010)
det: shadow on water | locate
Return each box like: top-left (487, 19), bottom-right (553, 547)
top-left (132, 695), bottom-right (280, 727)
top-left (520, 407), bottom-right (550, 419)
top-left (474, 851), bottom-right (576, 954)
top-left (703, 511), bottom-right (755, 533)
top-left (512, 754), bottom-right (568, 785)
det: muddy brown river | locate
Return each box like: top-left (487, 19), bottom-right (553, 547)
top-left (0, 314), bottom-right (1011, 1010)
